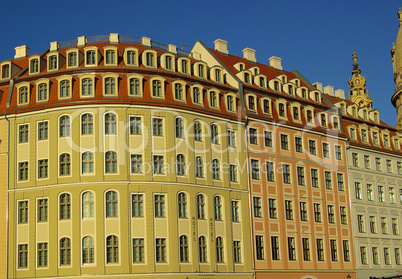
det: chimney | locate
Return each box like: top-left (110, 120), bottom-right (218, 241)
top-left (214, 39), bottom-right (228, 54)
top-left (141, 37), bottom-right (151, 47)
top-left (313, 82), bottom-right (323, 92)
top-left (14, 45), bottom-right (29, 59)
top-left (167, 44), bottom-right (177, 54)
top-left (109, 33), bottom-right (119, 44)
top-left (269, 56), bottom-right (282, 70)
top-left (323, 85), bottom-right (334, 96)
top-left (77, 36), bottom-right (86, 47)
top-left (50, 41), bottom-right (59, 51)
top-left (334, 89), bottom-right (345, 99)
top-left (243, 47), bottom-right (256, 62)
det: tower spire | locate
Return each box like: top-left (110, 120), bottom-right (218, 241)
top-left (391, 7), bottom-right (402, 131)
top-left (348, 52), bottom-right (372, 109)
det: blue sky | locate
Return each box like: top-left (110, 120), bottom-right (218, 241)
top-left (1, 0), bottom-right (400, 126)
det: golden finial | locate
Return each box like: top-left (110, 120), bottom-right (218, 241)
top-left (352, 51), bottom-right (361, 75)
top-left (398, 7), bottom-right (402, 26)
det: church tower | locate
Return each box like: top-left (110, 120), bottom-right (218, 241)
top-left (391, 8), bottom-right (402, 131)
top-left (348, 51), bottom-right (373, 109)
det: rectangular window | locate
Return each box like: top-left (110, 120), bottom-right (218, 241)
top-left (131, 155), bottom-right (142, 174)
top-left (264, 131), bottom-right (272, 147)
top-left (381, 217), bottom-right (388, 234)
top-left (309, 140), bottom-right (316, 155)
top-left (18, 162), bottom-right (28, 181)
top-left (355, 182), bottom-right (362, 199)
top-left (335, 145), bottom-right (342, 160)
top-left (364, 155), bottom-right (370, 169)
top-left (392, 218), bottom-right (399, 235)
top-left (376, 157), bottom-right (381, 171)
top-left (390, 187), bottom-right (395, 203)
top-left (155, 238), bottom-right (166, 263)
top-left (384, 248), bottom-right (391, 265)
top-left (271, 236), bottom-right (280, 260)
top-left (297, 166), bottom-right (305, 186)
top-left (300, 202), bottom-right (308, 221)
top-left (370, 216), bottom-right (376, 233)
top-left (311, 169), bottom-right (318, 188)
top-left (130, 117), bottom-right (142, 135)
top-left (367, 184), bottom-right (373, 201)
top-left (228, 130), bottom-right (235, 147)
top-left (373, 247), bottom-right (379, 264)
top-left (18, 244), bottom-right (28, 268)
top-left (330, 240), bottom-right (338, 261)
top-left (132, 194), bottom-right (144, 217)
top-left (378, 186), bottom-right (384, 202)
top-left (325, 171), bottom-right (332, 189)
top-left (152, 118), bottom-right (163, 136)
top-left (266, 162), bottom-right (275, 182)
top-left (398, 162), bottom-right (402, 175)
top-left (133, 238), bottom-right (144, 263)
top-left (387, 160), bottom-right (392, 173)
top-left (37, 198), bottom-right (48, 222)
top-left (38, 121), bottom-right (48, 140)
top-left (229, 165), bottom-right (237, 182)
top-left (396, 248), bottom-right (401, 265)
top-left (302, 238), bottom-right (310, 261)
top-left (268, 198), bottom-right (277, 219)
top-left (282, 164), bottom-right (290, 184)
top-left (253, 197), bottom-right (262, 217)
top-left (154, 195), bottom-right (165, 217)
top-left (317, 239), bottom-right (324, 261)
top-left (251, 159), bottom-right (260, 180)
top-left (280, 134), bottom-right (288, 150)
top-left (18, 201), bottom-right (28, 224)
top-left (38, 159), bottom-right (48, 179)
top-left (352, 153), bottom-right (359, 167)
top-left (314, 203), bottom-right (321, 222)
top-left (295, 137), bottom-right (302, 152)
top-left (340, 206), bottom-right (347, 224)
top-left (328, 205), bottom-right (335, 223)
top-left (233, 241), bottom-right (241, 263)
top-left (288, 237), bottom-right (296, 260)
top-left (19, 124), bottom-right (28, 143)
top-left (231, 201), bottom-right (239, 222)
top-left (153, 156), bottom-right (164, 174)
top-left (249, 128), bottom-right (257, 145)
top-left (37, 242), bottom-right (48, 267)
top-left (360, 247), bottom-right (367, 264)
top-left (322, 143), bottom-right (329, 158)
top-left (285, 200), bottom-right (293, 220)
top-left (358, 215), bottom-right (364, 232)
top-left (337, 173), bottom-right (344, 191)
top-left (255, 235), bottom-right (264, 260)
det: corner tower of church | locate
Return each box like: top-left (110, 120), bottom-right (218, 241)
top-left (391, 8), bottom-right (402, 130)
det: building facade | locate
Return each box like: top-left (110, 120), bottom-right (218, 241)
top-left (0, 35), bottom-right (252, 278)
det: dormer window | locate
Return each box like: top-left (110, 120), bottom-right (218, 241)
top-left (174, 83), bottom-right (184, 101)
top-left (105, 50), bottom-right (116, 65)
top-left (30, 59), bottom-right (39, 73)
top-left (274, 81), bottom-right (280, 92)
top-left (127, 50), bottom-right (136, 65)
top-left (394, 138), bottom-right (399, 149)
top-left (340, 104), bottom-right (346, 114)
top-left (288, 85), bottom-right (293, 95)
top-left (352, 107), bottom-right (357, 117)
top-left (333, 117), bottom-right (339, 130)
top-left (248, 96), bottom-right (255, 111)
top-left (146, 52), bottom-right (155, 67)
top-left (192, 87), bottom-right (201, 104)
top-left (181, 60), bottom-right (188, 74)
top-left (239, 64), bottom-right (244, 71)
top-left (293, 107), bottom-right (299, 120)
top-left (263, 100), bottom-right (270, 114)
top-left (48, 55), bottom-right (57, 70)
top-left (227, 95), bottom-right (234, 112)
top-left (295, 80), bottom-right (299, 87)
top-left (37, 83), bottom-right (48, 102)
top-left (259, 77), bottom-right (265, 87)
top-left (165, 56), bottom-right (173, 70)
top-left (314, 92), bottom-right (320, 102)
top-left (86, 50), bottom-right (96, 65)
top-left (215, 69), bottom-right (222, 83)
top-left (301, 89), bottom-right (307, 99)
top-left (361, 129), bottom-right (368, 142)
top-left (198, 64), bottom-right (205, 78)
top-left (374, 112), bottom-right (379, 123)
top-left (363, 110), bottom-right (368, 120)
top-left (278, 103), bottom-right (285, 117)
top-left (210, 91), bottom-right (217, 108)
top-left (244, 73), bottom-right (250, 84)
top-left (384, 135), bottom-right (389, 147)
top-left (254, 68), bottom-right (258, 76)
top-left (282, 76), bottom-right (286, 83)
top-left (350, 128), bottom-right (356, 140)
top-left (307, 110), bottom-right (313, 123)
top-left (19, 86), bottom-right (28, 104)
top-left (321, 114), bottom-right (327, 127)
top-left (1, 64), bottom-right (9, 79)
top-left (373, 132), bottom-right (379, 145)
top-left (68, 52), bottom-right (77, 67)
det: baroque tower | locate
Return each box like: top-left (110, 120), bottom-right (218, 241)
top-left (391, 8), bottom-right (402, 131)
top-left (348, 52), bottom-right (373, 109)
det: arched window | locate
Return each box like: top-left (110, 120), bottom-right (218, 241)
top-left (129, 78), bottom-right (140, 96)
top-left (199, 236), bottom-right (207, 263)
top-left (195, 156), bottom-right (203, 178)
top-left (38, 83), bottom-right (47, 101)
top-left (105, 151), bottom-right (117, 173)
top-left (127, 50), bottom-right (136, 65)
top-left (178, 192), bottom-right (187, 218)
top-left (212, 159), bottom-right (220, 180)
top-left (288, 85), bottom-right (293, 95)
top-left (82, 191), bottom-right (94, 218)
top-left (105, 113), bottom-right (116, 134)
top-left (82, 236), bottom-right (94, 264)
top-left (248, 96), bottom-right (255, 110)
top-left (216, 236), bottom-right (224, 263)
top-left (152, 80), bottom-right (162, 97)
top-left (263, 100), bottom-right (270, 114)
top-left (278, 103), bottom-right (285, 117)
top-left (211, 124), bottom-right (218, 144)
top-left (274, 81), bottom-right (280, 91)
top-left (81, 113), bottom-right (93, 135)
top-left (106, 190), bottom-right (118, 217)
top-left (59, 116), bottom-right (70, 137)
top-left (105, 77), bottom-right (116, 95)
top-left (175, 118), bottom-right (184, 138)
top-left (60, 237), bottom-right (71, 265)
top-left (180, 235), bottom-right (189, 262)
top-left (197, 194), bottom-right (205, 219)
top-left (59, 193), bottom-right (71, 220)
top-left (302, 89), bottom-right (307, 98)
top-left (176, 154), bottom-right (185, 176)
top-left (214, 196), bottom-right (222, 220)
top-left (82, 151), bottom-right (94, 174)
top-left (106, 235), bottom-right (119, 263)
top-left (175, 84), bottom-right (183, 100)
top-left (194, 120), bottom-right (202, 141)
top-left (193, 87), bottom-right (200, 104)
top-left (244, 73), bottom-right (250, 84)
top-left (82, 78), bottom-right (93, 95)
top-left (60, 153), bottom-right (71, 176)
top-left (60, 80), bottom-right (70, 98)
top-left (19, 86), bottom-right (28, 104)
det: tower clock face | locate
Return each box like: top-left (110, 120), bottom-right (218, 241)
top-left (355, 78), bottom-right (361, 85)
